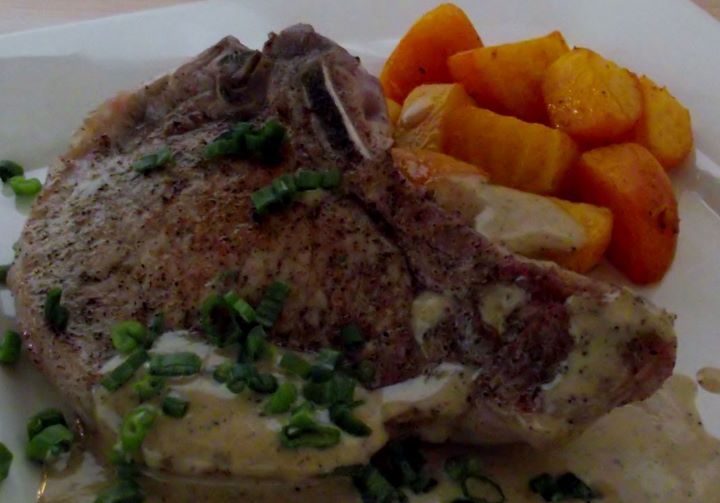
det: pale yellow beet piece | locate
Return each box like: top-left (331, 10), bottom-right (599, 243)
top-left (443, 105), bottom-right (578, 195)
top-left (394, 83), bottom-right (475, 151)
top-left (632, 75), bottom-right (693, 169)
top-left (542, 48), bottom-right (642, 143)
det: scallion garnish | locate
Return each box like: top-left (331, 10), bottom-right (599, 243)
top-left (132, 375), bottom-right (165, 402)
top-left (200, 293), bottom-right (242, 347)
top-left (149, 352), bottom-right (202, 376)
top-left (320, 168), bottom-right (343, 189)
top-left (280, 405), bottom-right (341, 449)
top-left (94, 479), bottom-right (145, 503)
top-left (8, 176), bottom-right (42, 197)
top-left (279, 352), bottom-right (311, 378)
top-left (162, 395), bottom-right (189, 418)
top-left (0, 264), bottom-right (10, 286)
top-left (351, 465), bottom-right (406, 503)
top-left (131, 146), bottom-right (173, 174)
top-left (44, 287), bottom-right (69, 332)
top-left (250, 186), bottom-right (278, 215)
top-left (244, 119), bottom-right (287, 164)
top-left (445, 455), bottom-right (505, 503)
top-left (247, 371), bottom-right (278, 394)
top-left (27, 408), bottom-right (67, 440)
top-left (148, 312), bottom-right (165, 342)
top-left (308, 348), bottom-right (341, 383)
top-left (120, 404), bottom-right (158, 452)
top-left (528, 472), bottom-right (601, 501)
top-left (0, 160), bottom-right (23, 182)
top-left (0, 330), bottom-right (21, 365)
top-left (100, 350), bottom-right (148, 392)
top-left (26, 424), bottom-right (74, 462)
top-left (303, 374), bottom-right (356, 406)
top-left (340, 323), bottom-right (365, 350)
top-left (294, 169), bottom-right (323, 190)
top-left (329, 403), bottom-right (371, 437)
top-left (271, 174), bottom-right (297, 201)
top-left (243, 325), bottom-right (268, 362)
top-left (231, 297), bottom-right (256, 324)
top-left (263, 382), bottom-right (298, 415)
top-left (111, 320), bottom-right (148, 354)
top-left (255, 281), bottom-right (290, 328)
top-left (0, 442), bottom-right (12, 481)
top-left (213, 361), bottom-right (234, 383)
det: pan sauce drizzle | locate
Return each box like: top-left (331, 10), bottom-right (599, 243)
top-left (39, 375), bottom-right (720, 503)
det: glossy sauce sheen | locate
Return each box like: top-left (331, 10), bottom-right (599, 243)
top-left (41, 375), bottom-right (720, 502)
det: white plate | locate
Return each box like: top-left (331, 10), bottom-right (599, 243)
top-left (1, 0), bottom-right (720, 500)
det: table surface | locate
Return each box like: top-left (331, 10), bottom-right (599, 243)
top-left (0, 0), bottom-right (718, 34)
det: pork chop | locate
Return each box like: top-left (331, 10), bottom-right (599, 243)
top-left (9, 25), bottom-right (675, 447)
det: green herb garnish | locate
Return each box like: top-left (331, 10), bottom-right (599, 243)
top-left (149, 352), bottom-right (202, 376)
top-left (26, 424), bottom-right (74, 462)
top-left (529, 472), bottom-right (601, 501)
top-left (263, 382), bottom-right (298, 415)
top-left (44, 287), bottom-right (69, 332)
top-left (329, 403), bottom-right (371, 437)
top-left (0, 160), bottom-right (23, 182)
top-left (133, 375), bottom-right (165, 402)
top-left (445, 455), bottom-right (504, 503)
top-left (279, 352), bottom-right (312, 378)
top-left (200, 293), bottom-right (242, 347)
top-left (162, 395), bottom-right (189, 418)
top-left (100, 350), bottom-right (148, 392)
top-left (93, 479), bottom-right (144, 503)
top-left (0, 442), bottom-right (12, 481)
top-left (111, 320), bottom-right (148, 354)
top-left (0, 264), bottom-right (10, 286)
top-left (119, 404), bottom-right (158, 452)
top-left (8, 176), bottom-right (42, 197)
top-left (255, 281), bottom-right (290, 328)
top-left (27, 408), bottom-right (67, 440)
top-left (131, 146), bottom-right (173, 174)
top-left (0, 330), bottom-right (21, 365)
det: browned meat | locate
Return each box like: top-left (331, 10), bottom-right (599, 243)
top-left (9, 25), bottom-right (675, 445)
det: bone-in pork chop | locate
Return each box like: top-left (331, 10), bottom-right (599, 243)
top-left (9, 25), bottom-right (675, 447)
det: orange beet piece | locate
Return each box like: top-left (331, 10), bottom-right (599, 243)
top-left (448, 31), bottom-right (569, 123)
top-left (380, 3), bottom-right (483, 103)
top-left (571, 143), bottom-right (678, 284)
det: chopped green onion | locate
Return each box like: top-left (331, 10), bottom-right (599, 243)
top-left (110, 321), bottom-right (148, 354)
top-left (0, 160), bottom-right (24, 182)
top-left (294, 169), bottom-right (323, 190)
top-left (329, 404), bottom-right (371, 437)
top-left (445, 455), bottom-right (505, 503)
top-left (263, 382), bottom-right (298, 415)
top-left (224, 363), bottom-right (254, 393)
top-left (8, 176), bottom-right (42, 197)
top-left (303, 374), bottom-right (355, 406)
top-left (0, 330), bottom-right (21, 365)
top-left (320, 168), bottom-right (343, 189)
top-left (279, 352), bottom-right (311, 378)
top-left (351, 465), bottom-right (406, 503)
top-left (100, 350), bottom-right (148, 392)
top-left (162, 395), bottom-right (189, 418)
top-left (200, 293), bottom-right (242, 347)
top-left (280, 407), bottom-right (341, 449)
top-left (132, 375), bottom-right (165, 401)
top-left (120, 404), bottom-right (158, 452)
top-left (251, 185), bottom-right (280, 215)
top-left (0, 264), bottom-right (10, 286)
top-left (132, 146), bottom-right (173, 174)
top-left (148, 312), bottom-right (165, 342)
top-left (0, 442), bottom-right (12, 481)
top-left (27, 408), bottom-right (67, 440)
top-left (245, 120), bottom-right (287, 164)
top-left (231, 298), bottom-right (256, 324)
top-left (213, 361), bottom-right (234, 383)
top-left (245, 325), bottom-right (269, 361)
top-left (308, 348), bottom-right (341, 383)
top-left (44, 287), bottom-right (69, 332)
top-left (94, 479), bottom-right (145, 503)
top-left (255, 281), bottom-right (290, 328)
top-left (203, 123), bottom-right (252, 160)
top-left (271, 174), bottom-right (297, 201)
top-left (528, 472), bottom-right (600, 501)
top-left (247, 371), bottom-right (278, 394)
top-left (353, 360), bottom-right (376, 385)
top-left (340, 323), bottom-right (365, 350)
top-left (227, 378), bottom-right (246, 394)
top-left (26, 424), bottom-right (74, 462)
top-left (149, 352), bottom-right (202, 376)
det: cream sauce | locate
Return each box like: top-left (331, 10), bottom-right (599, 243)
top-left (429, 175), bottom-right (586, 257)
top-left (410, 291), bottom-right (452, 351)
top-left (42, 375), bottom-right (720, 503)
top-left (478, 284), bottom-right (527, 334)
top-left (94, 333), bottom-right (388, 481)
top-left (697, 367), bottom-right (720, 394)
top-left (542, 290), bottom-right (676, 426)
